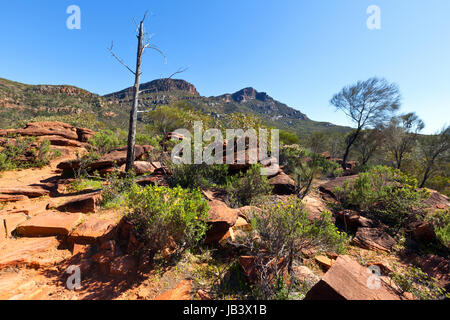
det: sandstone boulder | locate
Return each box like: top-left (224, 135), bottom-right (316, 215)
top-left (319, 175), bottom-right (359, 199)
top-left (268, 172), bottom-right (297, 195)
top-left (417, 255), bottom-right (450, 292)
top-left (57, 146), bottom-right (145, 172)
top-left (0, 186), bottom-right (50, 198)
top-left (47, 191), bottom-right (102, 213)
top-left (16, 211), bottom-right (82, 237)
top-left (305, 255), bottom-right (405, 300)
top-left (0, 237), bottom-right (60, 270)
top-left (68, 216), bottom-right (115, 245)
top-left (0, 194), bottom-right (28, 203)
top-left (406, 221), bottom-right (436, 243)
top-left (352, 227), bottom-right (396, 253)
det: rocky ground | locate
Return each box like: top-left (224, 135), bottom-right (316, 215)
top-left (0, 122), bottom-right (448, 300)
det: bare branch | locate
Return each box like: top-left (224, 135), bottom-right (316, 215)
top-left (108, 41), bottom-right (136, 75)
top-left (167, 66), bottom-right (190, 80)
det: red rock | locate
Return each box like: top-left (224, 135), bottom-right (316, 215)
top-left (424, 189), bottom-right (450, 213)
top-left (47, 191), bottom-right (102, 213)
top-left (315, 255), bottom-right (334, 271)
top-left (76, 127), bottom-right (95, 142)
top-left (0, 237), bottom-right (60, 269)
top-left (68, 217), bottom-right (115, 245)
top-left (0, 186), bottom-right (50, 198)
top-left (319, 175), bottom-right (359, 199)
top-left (57, 146), bottom-right (145, 172)
top-left (336, 210), bottom-right (373, 229)
top-left (38, 135), bottom-right (83, 147)
top-left (109, 255), bottom-right (138, 277)
top-left (268, 172), bottom-right (297, 195)
top-left (0, 194), bottom-right (28, 203)
top-left (303, 194), bottom-right (330, 221)
top-left (196, 290), bottom-right (212, 300)
top-left (119, 161), bottom-right (161, 175)
top-left (352, 227), bottom-right (396, 253)
top-left (0, 122), bottom-right (79, 140)
top-left (293, 265), bottom-right (320, 284)
top-left (153, 280), bottom-right (192, 300)
top-left (205, 201), bottom-right (240, 243)
top-left (305, 255), bottom-right (405, 300)
top-left (0, 213), bottom-right (28, 241)
top-left (16, 211), bottom-right (81, 237)
top-left (417, 255), bottom-right (449, 292)
top-left (407, 222), bottom-right (436, 243)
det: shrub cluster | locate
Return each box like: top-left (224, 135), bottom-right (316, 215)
top-left (0, 137), bottom-right (61, 172)
top-left (227, 164), bottom-right (273, 207)
top-left (334, 166), bottom-right (429, 228)
top-left (168, 163), bottom-right (230, 190)
top-left (125, 185), bottom-right (210, 255)
top-left (232, 198), bottom-right (349, 299)
top-left (426, 208), bottom-right (450, 248)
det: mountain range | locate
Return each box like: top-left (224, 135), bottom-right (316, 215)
top-left (0, 77), bottom-right (350, 135)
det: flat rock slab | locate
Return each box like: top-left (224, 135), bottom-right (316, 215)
top-left (0, 194), bottom-right (29, 202)
top-left (352, 227), bottom-right (396, 253)
top-left (68, 217), bottom-right (115, 244)
top-left (0, 213), bottom-right (29, 241)
top-left (305, 255), bottom-right (404, 300)
top-left (48, 191), bottom-right (102, 213)
top-left (16, 211), bottom-right (81, 237)
top-left (0, 237), bottom-right (61, 270)
top-left (0, 187), bottom-right (50, 198)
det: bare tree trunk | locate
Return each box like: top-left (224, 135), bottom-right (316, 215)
top-left (125, 20), bottom-right (144, 173)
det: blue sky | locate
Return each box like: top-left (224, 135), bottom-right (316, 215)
top-left (0, 0), bottom-right (449, 133)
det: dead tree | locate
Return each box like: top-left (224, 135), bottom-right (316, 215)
top-left (108, 12), bottom-right (166, 172)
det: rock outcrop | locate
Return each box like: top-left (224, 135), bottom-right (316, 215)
top-left (305, 255), bottom-right (406, 300)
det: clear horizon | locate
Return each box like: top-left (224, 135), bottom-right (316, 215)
top-left (0, 0), bottom-right (449, 134)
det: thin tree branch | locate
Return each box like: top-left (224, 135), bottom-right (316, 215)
top-left (108, 42), bottom-right (136, 75)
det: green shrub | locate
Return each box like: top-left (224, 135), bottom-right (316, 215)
top-left (390, 266), bottom-right (449, 300)
top-left (0, 137), bottom-right (60, 171)
top-left (69, 178), bottom-right (103, 193)
top-left (101, 171), bottom-right (136, 209)
top-left (232, 198), bottom-right (349, 299)
top-left (0, 152), bottom-right (10, 172)
top-left (87, 130), bottom-right (123, 156)
top-left (125, 185), bottom-right (209, 255)
top-left (169, 164), bottom-right (230, 190)
top-left (426, 208), bottom-right (450, 248)
top-left (228, 164), bottom-right (273, 207)
top-left (334, 166), bottom-right (429, 227)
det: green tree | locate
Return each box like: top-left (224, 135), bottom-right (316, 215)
top-left (330, 77), bottom-right (401, 169)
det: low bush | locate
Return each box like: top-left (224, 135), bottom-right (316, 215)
top-left (125, 185), bottom-right (210, 255)
top-left (390, 266), bottom-right (449, 300)
top-left (334, 166), bottom-right (429, 228)
top-left (426, 208), bottom-right (450, 248)
top-left (168, 163), bottom-right (230, 190)
top-left (87, 130), bottom-right (124, 156)
top-left (227, 164), bottom-right (273, 207)
top-left (101, 171), bottom-right (136, 209)
top-left (232, 198), bottom-right (349, 299)
top-left (0, 137), bottom-right (61, 172)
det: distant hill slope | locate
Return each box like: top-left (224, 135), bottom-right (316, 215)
top-left (0, 78), bottom-right (129, 129)
top-left (0, 77), bottom-right (350, 135)
top-left (104, 78), bottom-right (350, 135)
